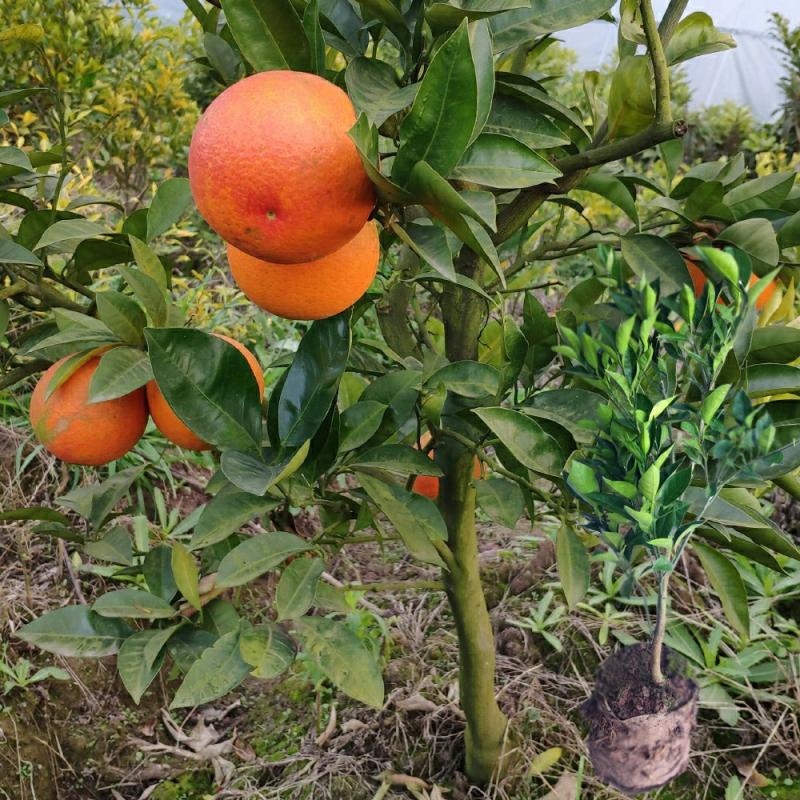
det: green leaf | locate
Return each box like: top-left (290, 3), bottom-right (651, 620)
top-left (426, 0), bottom-right (529, 34)
top-left (0, 146), bottom-right (31, 171)
top-left (146, 177), bottom-right (193, 241)
top-left (339, 401), bottom-right (387, 451)
top-left (579, 172), bottom-right (639, 225)
top-left (239, 623), bottom-right (296, 678)
top-left (348, 444), bottom-right (443, 476)
top-left (276, 557), bottom-right (324, 620)
top-left (692, 542), bottom-right (750, 642)
top-left (58, 466), bottom-right (142, 530)
top-left (395, 221), bottom-right (456, 282)
top-left (172, 541), bottom-right (201, 611)
top-left (745, 364), bottom-right (800, 399)
top-left (716, 219), bottom-right (779, 267)
top-left (33, 219), bottom-right (107, 252)
top-left (203, 32), bottom-right (243, 85)
top-left (221, 443), bottom-right (310, 496)
top-left (295, 617), bottom-right (384, 707)
top-left (18, 606), bottom-right (132, 657)
top-left (119, 266), bottom-right (167, 327)
top-left (93, 589), bottom-right (176, 620)
top-left (392, 21), bottom-right (480, 185)
top-left (451, 133), bottom-right (561, 189)
top-left (476, 477), bottom-right (525, 528)
top-left (118, 629), bottom-right (165, 704)
top-left (607, 55), bottom-right (654, 139)
top-left (701, 384), bottom-right (731, 424)
top-left (143, 545), bottom-right (177, 602)
top-left (0, 239), bottom-right (42, 267)
top-left (345, 58), bottom-right (419, 127)
top-left (167, 628), bottom-right (218, 674)
top-left (665, 12), bottom-right (736, 66)
top-left (0, 506), bottom-right (71, 525)
top-left (556, 524), bottom-right (590, 609)
top-left (745, 327), bottom-right (800, 365)
top-left (191, 486), bottom-right (279, 549)
top-left (301, 0), bottom-right (325, 74)
top-left (95, 291), bottom-right (147, 345)
top-left (278, 312), bottom-right (352, 447)
top-left (428, 360), bottom-right (500, 398)
top-left (483, 94), bottom-right (571, 150)
top-left (358, 0), bottom-right (411, 48)
top-left (723, 173), bottom-right (795, 220)
top-left (88, 347), bottom-right (152, 403)
top-left (473, 407), bottom-right (563, 476)
top-left (171, 629), bottom-right (251, 708)
top-left (146, 328), bottom-right (262, 452)
top-left (566, 460), bottom-right (599, 496)
top-left (406, 161), bottom-right (501, 271)
top-left (0, 87), bottom-right (49, 108)
top-left (83, 526), bottom-right (133, 566)
top-left (216, 532), bottom-right (311, 588)
top-left (129, 236), bottom-right (168, 289)
top-left (358, 473), bottom-right (447, 566)
top-left (620, 234), bottom-right (692, 293)
top-left (221, 0), bottom-right (310, 71)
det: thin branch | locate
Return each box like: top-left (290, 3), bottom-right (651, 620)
top-left (657, 0), bottom-right (689, 46)
top-left (0, 360), bottom-right (49, 391)
top-left (340, 579), bottom-right (444, 593)
top-left (0, 280), bottom-right (27, 301)
top-left (641, 0), bottom-right (672, 123)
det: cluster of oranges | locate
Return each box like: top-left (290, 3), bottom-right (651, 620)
top-left (31, 71), bottom-right (378, 466)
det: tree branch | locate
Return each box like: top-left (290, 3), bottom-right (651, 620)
top-left (0, 360), bottom-right (50, 390)
top-left (657, 0), bottom-right (688, 46)
top-left (641, 0), bottom-right (672, 123)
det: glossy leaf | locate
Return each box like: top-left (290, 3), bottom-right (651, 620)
top-left (216, 532), bottom-right (311, 588)
top-left (146, 328), bottom-right (262, 451)
top-left (278, 312), bottom-right (351, 447)
top-left (745, 364), bottom-right (800, 399)
top-left (473, 407), bottom-right (563, 476)
top-left (426, 0), bottom-right (528, 33)
top-left (692, 543), bottom-right (750, 642)
top-left (276, 557), bottom-right (324, 620)
top-left (95, 291), bottom-right (147, 345)
top-left (392, 21), bottom-right (480, 185)
top-left (220, 443), bottom-right (310, 495)
top-left (129, 236), bottom-right (168, 289)
top-left (395, 221), bottom-right (456, 282)
top-left (451, 133), bottom-right (561, 189)
top-left (428, 360), bottom-right (500, 397)
top-left (607, 55), bottom-right (654, 139)
top-left (579, 172), bottom-right (638, 225)
top-left (119, 266), bottom-right (167, 327)
top-left (295, 617), bottom-right (384, 707)
top-left (665, 12), bottom-right (736, 66)
top-left (345, 58), bottom-right (419, 127)
top-left (33, 219), bottom-right (106, 252)
top-left (716, 219), bottom-right (779, 267)
top-left (191, 486), bottom-right (280, 549)
top-left (0, 239), bottom-right (42, 267)
top-left (302, 0), bottom-right (326, 75)
top-left (621, 234), bottom-right (692, 293)
top-left (349, 444), bottom-right (443, 476)
top-left (523, 388), bottom-right (603, 444)
top-left (483, 94), bottom-right (570, 150)
top-left (747, 327), bottom-right (800, 365)
top-left (221, 0), bottom-right (310, 71)
top-left (88, 346), bottom-right (152, 403)
top-left (18, 606), bottom-right (132, 657)
top-left (339, 400), bottom-right (387, 451)
top-left (171, 629), bottom-right (251, 708)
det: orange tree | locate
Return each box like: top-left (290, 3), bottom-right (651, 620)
top-left (3, 0), bottom-right (800, 790)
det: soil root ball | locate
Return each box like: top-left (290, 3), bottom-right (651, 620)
top-left (581, 644), bottom-right (698, 795)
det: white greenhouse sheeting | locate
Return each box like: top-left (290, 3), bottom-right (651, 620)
top-left (151, 0), bottom-right (800, 120)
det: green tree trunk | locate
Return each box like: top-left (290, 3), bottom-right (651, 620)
top-left (439, 274), bottom-right (509, 784)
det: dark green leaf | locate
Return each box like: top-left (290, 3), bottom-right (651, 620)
top-left (345, 58), bottom-right (419, 127)
top-left (349, 444), bottom-right (443, 476)
top-left (476, 477), bottom-right (524, 528)
top-left (427, 360), bottom-right (500, 397)
top-left (118, 629), bottom-right (166, 704)
top-left (216, 532), bottom-right (311, 588)
top-left (339, 401), bottom-right (387, 451)
top-left (18, 606), bottom-right (132, 657)
top-left (83, 526), bottom-right (133, 566)
top-left (88, 347), bottom-right (152, 403)
top-left (276, 557), bottom-right (324, 620)
top-left (621, 234), bottom-right (692, 293)
top-left (692, 542), bottom-right (750, 641)
top-left (93, 589), bottom-right (176, 620)
top-left (191, 486), bottom-right (280, 549)
top-left (58, 467), bottom-right (142, 530)
top-left (483, 94), bottom-right (570, 150)
top-left (556, 524), bottom-right (590, 609)
top-left (239, 623), bottom-right (296, 678)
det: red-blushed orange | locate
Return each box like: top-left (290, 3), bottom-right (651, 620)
top-left (146, 334), bottom-right (265, 451)
top-left (227, 222), bottom-right (379, 321)
top-left (188, 70), bottom-right (375, 264)
top-left (29, 355), bottom-right (148, 465)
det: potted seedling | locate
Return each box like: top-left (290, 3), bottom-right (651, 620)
top-left (562, 248), bottom-right (779, 793)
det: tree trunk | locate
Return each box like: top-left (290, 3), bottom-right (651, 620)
top-left (439, 272), bottom-right (509, 784)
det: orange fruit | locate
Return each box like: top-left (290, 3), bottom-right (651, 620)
top-left (684, 257), bottom-right (776, 310)
top-left (146, 334), bottom-right (265, 451)
top-left (411, 432), bottom-right (483, 500)
top-left (189, 70), bottom-right (375, 264)
top-left (228, 221), bottom-right (379, 321)
top-left (29, 355), bottom-right (147, 465)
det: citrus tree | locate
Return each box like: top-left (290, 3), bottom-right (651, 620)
top-left (4, 0), bottom-right (800, 791)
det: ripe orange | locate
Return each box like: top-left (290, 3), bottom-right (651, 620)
top-left (684, 257), bottom-right (777, 310)
top-left (228, 221), bottom-right (379, 321)
top-left (411, 432), bottom-right (483, 500)
top-left (146, 334), bottom-right (265, 451)
top-left (189, 70), bottom-right (375, 264)
top-left (30, 355), bottom-right (147, 465)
